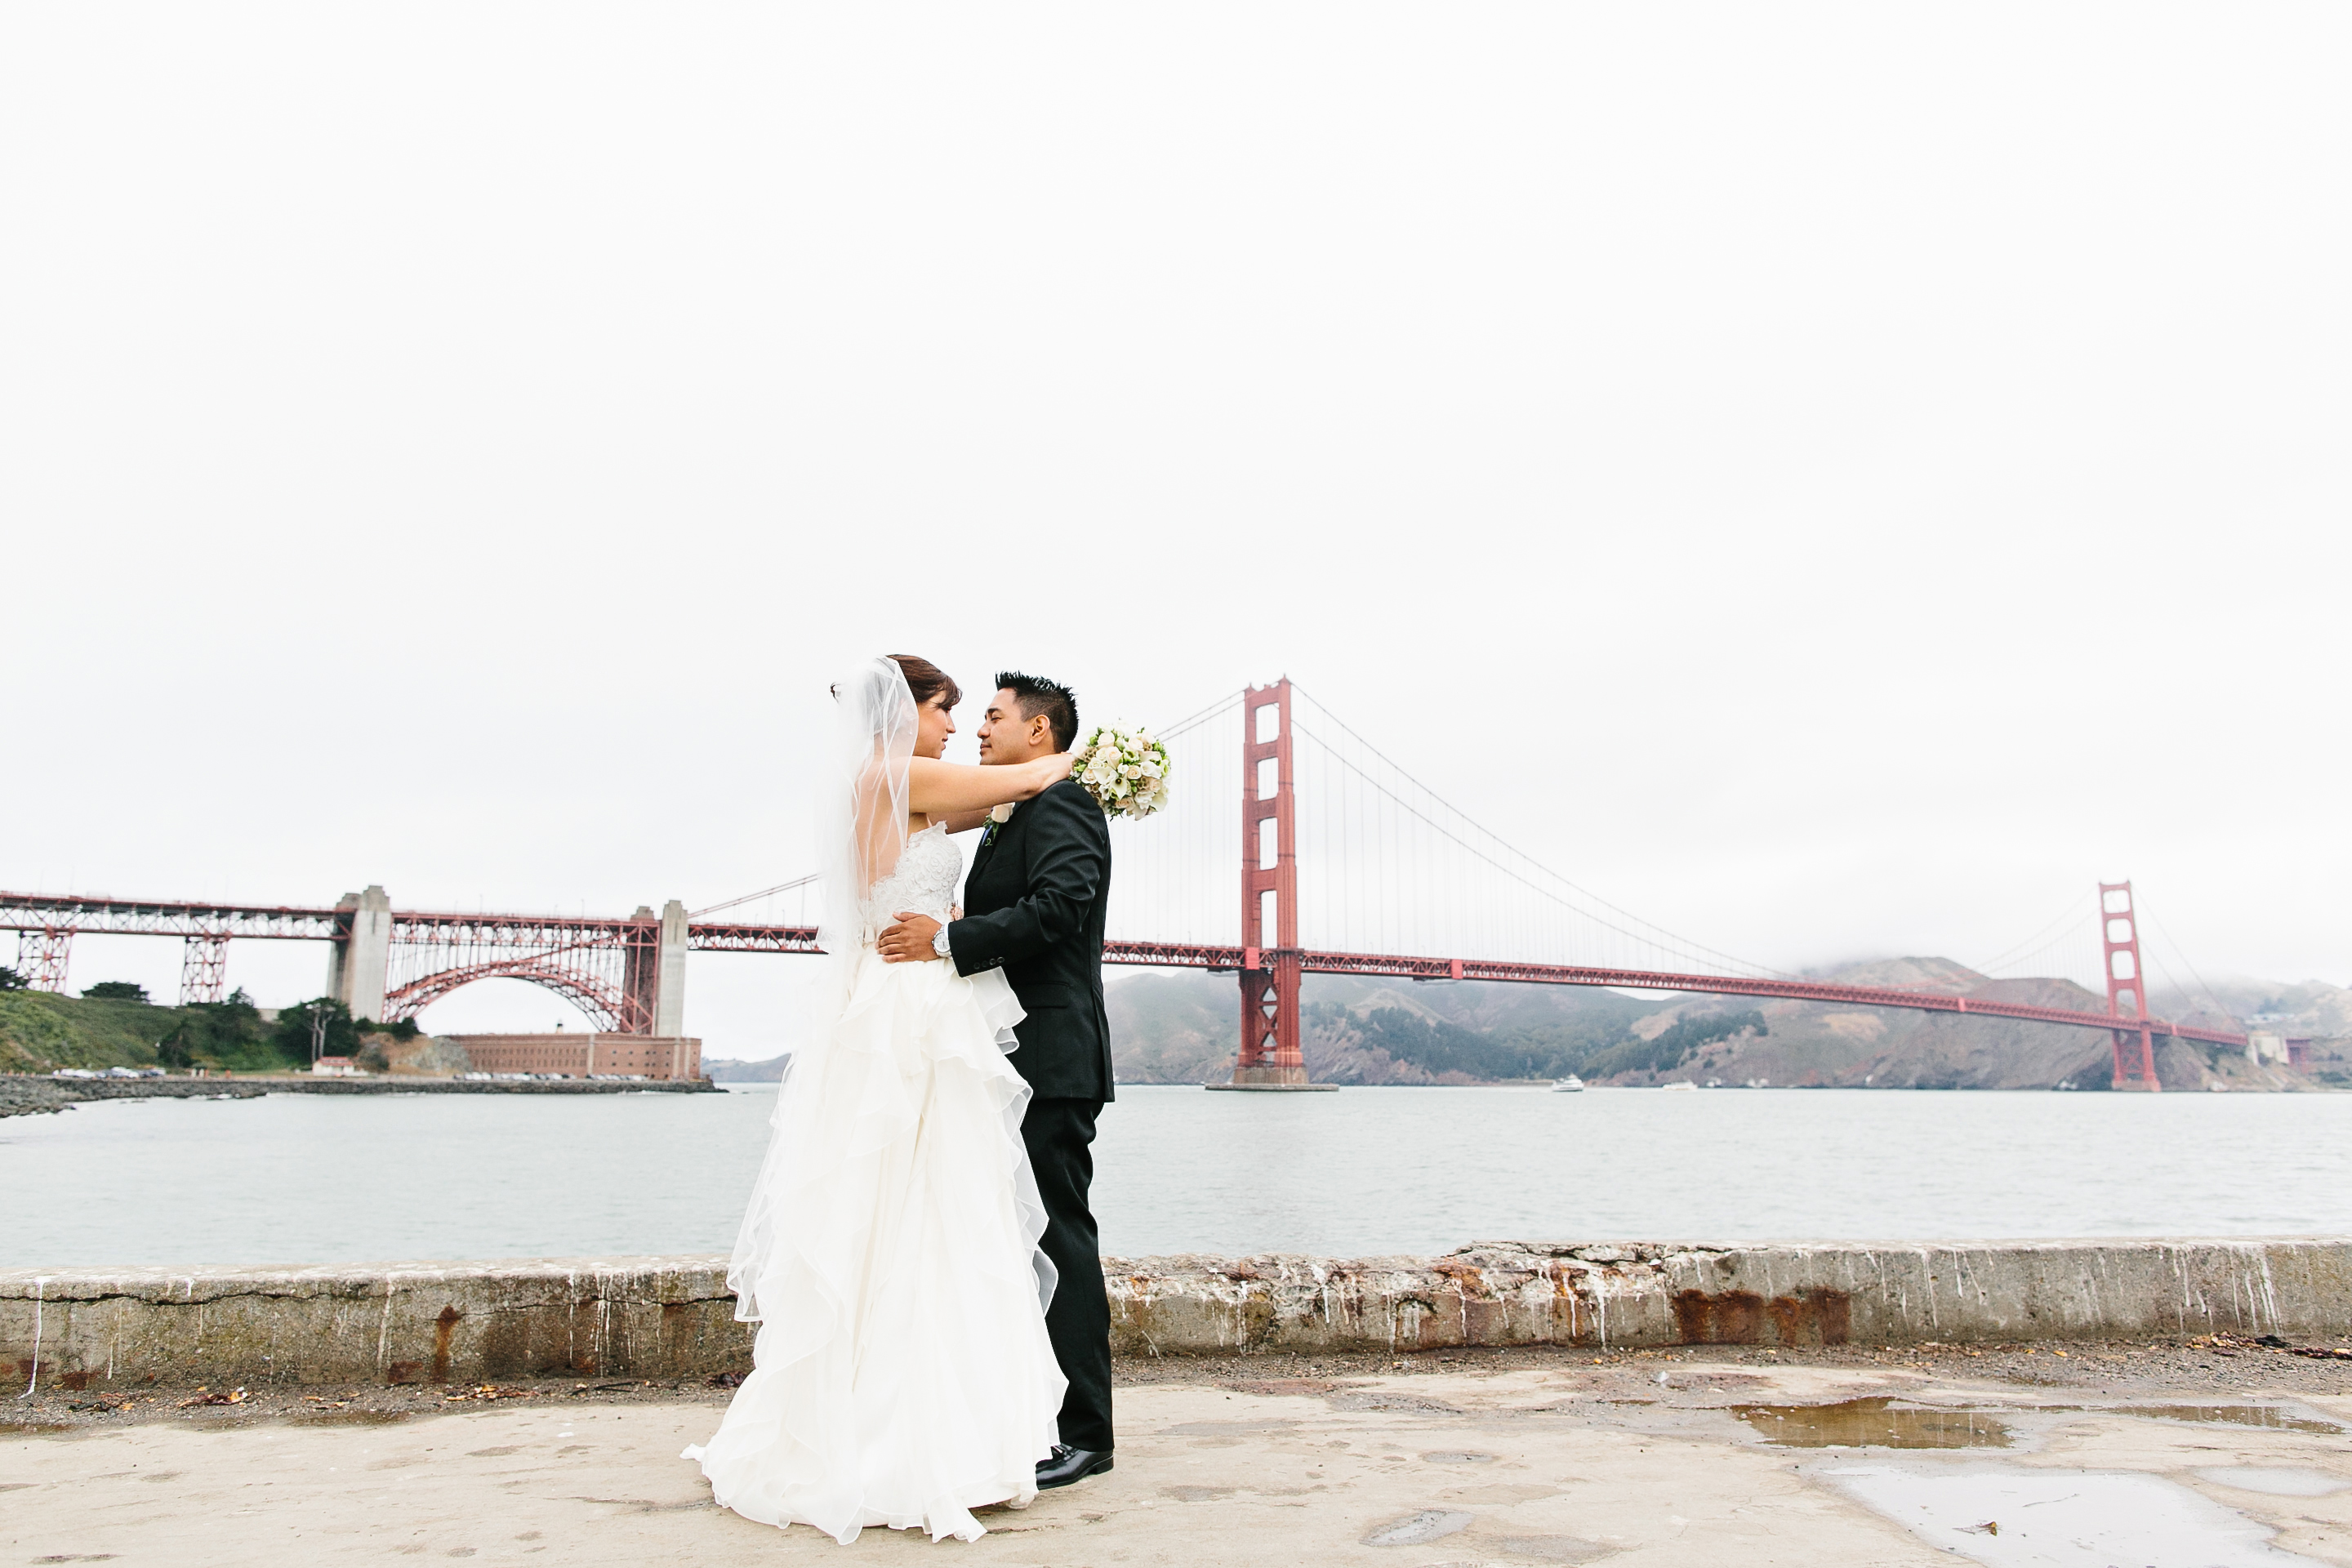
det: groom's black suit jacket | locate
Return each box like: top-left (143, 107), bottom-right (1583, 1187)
top-left (947, 777), bottom-right (1115, 1102)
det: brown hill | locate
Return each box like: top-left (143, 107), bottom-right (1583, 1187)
top-left (1107, 972), bottom-right (1646, 1085)
top-left (1108, 960), bottom-right (2336, 1091)
top-left (705, 1052), bottom-right (791, 1082)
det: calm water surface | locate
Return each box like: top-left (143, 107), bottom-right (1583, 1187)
top-left (7, 1085), bottom-right (2350, 1268)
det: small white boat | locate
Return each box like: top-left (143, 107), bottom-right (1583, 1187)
top-left (1659, 1080), bottom-right (1699, 1092)
top-left (1550, 1076), bottom-right (1585, 1093)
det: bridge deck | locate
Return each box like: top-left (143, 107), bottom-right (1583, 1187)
top-left (1097, 939), bottom-right (2248, 1049)
top-left (0, 893), bottom-right (2245, 1048)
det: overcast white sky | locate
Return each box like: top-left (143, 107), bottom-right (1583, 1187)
top-left (5, 5), bottom-right (2345, 1057)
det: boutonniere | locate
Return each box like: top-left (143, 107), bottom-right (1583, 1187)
top-left (982, 801), bottom-right (1014, 845)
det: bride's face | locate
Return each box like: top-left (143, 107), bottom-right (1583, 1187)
top-left (915, 695), bottom-right (956, 759)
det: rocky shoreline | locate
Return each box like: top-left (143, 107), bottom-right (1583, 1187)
top-left (0, 1073), bottom-right (722, 1119)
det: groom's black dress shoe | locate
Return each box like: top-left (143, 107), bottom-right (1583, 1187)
top-left (1036, 1445), bottom-right (1113, 1489)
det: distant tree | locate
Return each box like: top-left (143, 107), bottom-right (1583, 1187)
top-left (226, 987), bottom-right (256, 1007)
top-left (270, 997), bottom-right (358, 1067)
top-left (1307, 1003), bottom-right (1600, 1081)
top-left (158, 993), bottom-right (274, 1070)
top-left (83, 981), bottom-right (151, 1003)
top-left (1583, 1009), bottom-right (1769, 1081)
top-left (0, 965), bottom-right (27, 991)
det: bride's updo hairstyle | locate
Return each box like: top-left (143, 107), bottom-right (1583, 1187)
top-left (886, 654), bottom-right (961, 710)
top-left (831, 656), bottom-right (961, 709)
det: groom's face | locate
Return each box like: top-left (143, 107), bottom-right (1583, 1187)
top-left (978, 688), bottom-right (1053, 764)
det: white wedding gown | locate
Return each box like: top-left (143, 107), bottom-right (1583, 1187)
top-left (684, 822), bottom-right (1067, 1544)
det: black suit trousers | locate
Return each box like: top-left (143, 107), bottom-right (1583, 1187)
top-left (1022, 1095), bottom-right (1113, 1452)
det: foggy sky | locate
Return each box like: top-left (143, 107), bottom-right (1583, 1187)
top-left (5, 5), bottom-right (2346, 1058)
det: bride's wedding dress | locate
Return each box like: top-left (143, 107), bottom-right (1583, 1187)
top-left (684, 820), bottom-right (1067, 1543)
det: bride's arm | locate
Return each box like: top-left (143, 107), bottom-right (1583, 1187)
top-left (935, 809), bottom-right (993, 835)
top-left (906, 753), bottom-right (1073, 817)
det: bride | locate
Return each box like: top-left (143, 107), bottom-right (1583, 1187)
top-left (684, 655), bottom-right (1076, 1544)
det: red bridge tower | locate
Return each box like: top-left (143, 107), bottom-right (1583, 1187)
top-left (1212, 679), bottom-right (1333, 1090)
top-left (2101, 880), bottom-right (2162, 1091)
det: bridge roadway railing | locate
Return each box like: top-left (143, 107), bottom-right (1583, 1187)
top-left (0, 893), bottom-right (345, 941)
top-left (1098, 939), bottom-right (2250, 1049)
top-left (1, 893), bottom-right (2245, 1049)
top-left (0, 893), bottom-right (822, 954)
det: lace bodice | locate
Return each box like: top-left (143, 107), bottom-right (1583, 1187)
top-left (858, 822), bottom-right (962, 935)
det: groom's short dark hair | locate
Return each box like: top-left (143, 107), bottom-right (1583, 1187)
top-left (995, 671), bottom-right (1079, 751)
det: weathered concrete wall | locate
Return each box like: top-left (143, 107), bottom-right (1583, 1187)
top-left (7, 1239), bottom-right (2349, 1392)
top-left (1103, 1240), bottom-right (2352, 1356)
top-left (2, 1258), bottom-right (746, 1393)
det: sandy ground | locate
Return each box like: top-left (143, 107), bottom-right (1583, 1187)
top-left (11, 1343), bottom-right (2352, 1566)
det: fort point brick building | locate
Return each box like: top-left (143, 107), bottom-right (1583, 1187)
top-left (445, 1033), bottom-right (702, 1080)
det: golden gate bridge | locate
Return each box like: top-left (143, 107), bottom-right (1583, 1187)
top-left (2, 680), bottom-right (2244, 1091)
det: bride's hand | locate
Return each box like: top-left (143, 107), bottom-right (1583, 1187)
top-left (1045, 751), bottom-right (1076, 783)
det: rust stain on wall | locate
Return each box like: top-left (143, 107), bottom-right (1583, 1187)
top-left (1673, 1287), bottom-right (1850, 1347)
top-left (430, 1305), bottom-right (463, 1384)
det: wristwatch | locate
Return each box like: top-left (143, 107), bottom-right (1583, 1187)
top-left (932, 924), bottom-right (954, 960)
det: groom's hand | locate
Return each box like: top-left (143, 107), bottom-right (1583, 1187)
top-left (877, 911), bottom-right (943, 964)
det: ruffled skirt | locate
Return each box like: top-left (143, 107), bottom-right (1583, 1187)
top-left (684, 950), bottom-right (1065, 1544)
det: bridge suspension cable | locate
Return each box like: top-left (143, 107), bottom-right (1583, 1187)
top-left (1282, 686), bottom-right (1787, 978)
top-left (689, 875), bottom-right (819, 921)
top-left (1966, 892), bottom-right (2099, 979)
top-left (2138, 897), bottom-right (2234, 1022)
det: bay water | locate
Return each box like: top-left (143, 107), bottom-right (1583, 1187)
top-left (8, 1085), bottom-right (2350, 1270)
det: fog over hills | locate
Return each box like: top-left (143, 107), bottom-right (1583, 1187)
top-left (1098, 962), bottom-right (2352, 1092)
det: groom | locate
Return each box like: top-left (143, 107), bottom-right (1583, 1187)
top-left (876, 670), bottom-right (1116, 1490)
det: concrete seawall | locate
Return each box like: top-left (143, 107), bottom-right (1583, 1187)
top-left (8, 1239), bottom-right (2347, 1392)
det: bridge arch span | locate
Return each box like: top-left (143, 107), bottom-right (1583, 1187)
top-left (383, 959), bottom-right (631, 1032)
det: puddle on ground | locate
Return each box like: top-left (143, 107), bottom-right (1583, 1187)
top-left (1827, 1462), bottom-right (2319, 1565)
top-left (281, 1409), bottom-right (413, 1428)
top-left (2132, 1405), bottom-right (2342, 1435)
top-left (1737, 1396), bottom-right (2339, 1451)
top-left (1362, 1508), bottom-right (1472, 1546)
top-left (1735, 1397), bottom-right (2012, 1450)
top-left (2198, 1466), bottom-right (2352, 1497)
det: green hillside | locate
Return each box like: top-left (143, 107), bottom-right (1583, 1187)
top-left (0, 989), bottom-right (347, 1075)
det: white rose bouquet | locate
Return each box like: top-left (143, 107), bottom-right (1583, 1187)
top-left (1068, 724), bottom-right (1172, 821)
